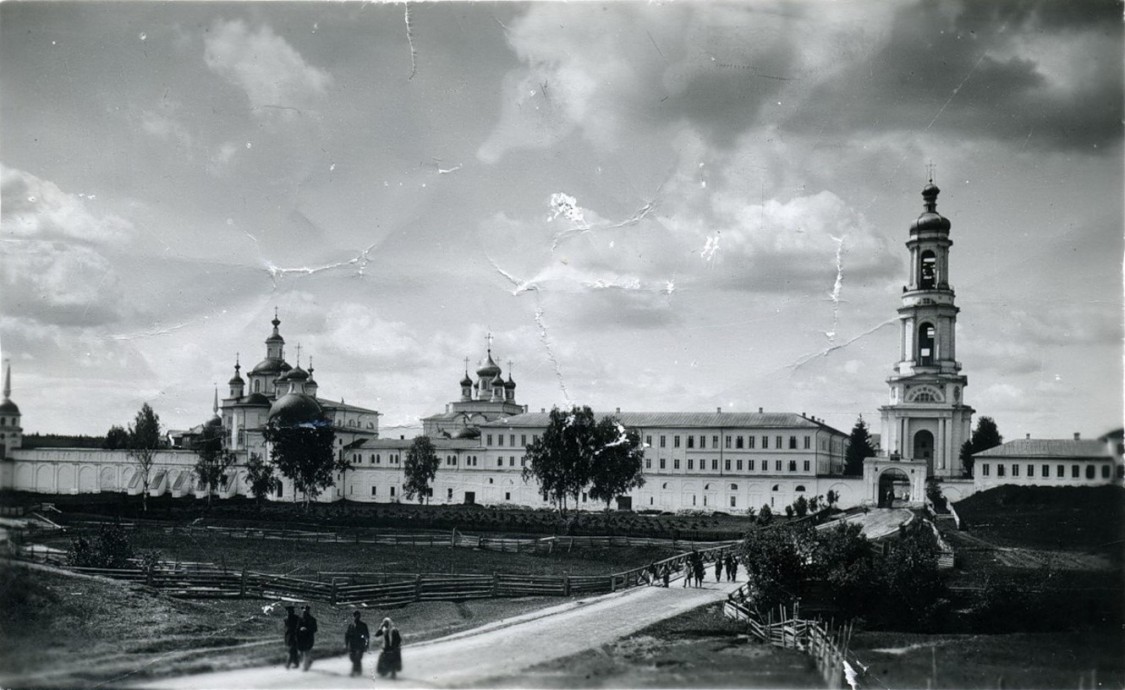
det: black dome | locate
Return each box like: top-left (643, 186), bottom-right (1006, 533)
top-left (269, 392), bottom-right (324, 427)
top-left (0, 399), bottom-right (19, 416)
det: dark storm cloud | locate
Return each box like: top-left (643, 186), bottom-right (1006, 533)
top-left (785, 0), bottom-right (1122, 152)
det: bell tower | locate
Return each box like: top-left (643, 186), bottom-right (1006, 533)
top-left (879, 179), bottom-right (974, 478)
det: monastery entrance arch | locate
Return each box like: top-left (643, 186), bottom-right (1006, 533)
top-left (913, 430), bottom-right (935, 475)
top-left (878, 468), bottom-right (911, 508)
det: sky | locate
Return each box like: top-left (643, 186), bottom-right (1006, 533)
top-left (1, 0), bottom-right (1121, 443)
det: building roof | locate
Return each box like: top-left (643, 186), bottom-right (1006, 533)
top-left (351, 437), bottom-right (482, 451)
top-left (318, 399), bottom-right (379, 416)
top-left (480, 411), bottom-right (846, 436)
top-left (974, 438), bottom-right (1109, 459)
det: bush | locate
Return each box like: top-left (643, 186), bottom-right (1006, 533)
top-left (66, 523), bottom-right (134, 568)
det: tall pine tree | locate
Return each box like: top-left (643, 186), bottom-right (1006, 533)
top-left (844, 416), bottom-right (875, 476)
top-left (959, 416), bottom-right (1003, 477)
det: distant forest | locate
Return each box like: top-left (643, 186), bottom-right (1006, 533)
top-left (20, 433), bottom-right (106, 449)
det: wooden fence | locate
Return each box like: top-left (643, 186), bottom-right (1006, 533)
top-left (724, 584), bottom-right (860, 690)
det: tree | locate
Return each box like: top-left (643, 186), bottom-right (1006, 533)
top-left (793, 495), bottom-right (809, 518)
top-left (960, 416), bottom-right (1003, 477)
top-left (244, 452), bottom-right (280, 510)
top-left (262, 415), bottom-right (337, 508)
top-left (127, 404), bottom-right (163, 512)
top-left (825, 489), bottom-right (839, 507)
top-left (757, 504), bottom-right (773, 525)
top-left (739, 524), bottom-right (809, 612)
top-left (522, 406), bottom-right (599, 512)
top-left (192, 425), bottom-right (236, 506)
top-left (876, 521), bottom-right (947, 629)
top-left (588, 417), bottom-right (645, 509)
top-left (404, 436), bottom-right (440, 504)
top-left (843, 415), bottom-right (876, 476)
top-left (808, 521), bottom-right (878, 619)
top-left (103, 425), bottom-right (129, 450)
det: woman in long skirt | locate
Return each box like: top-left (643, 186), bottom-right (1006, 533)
top-left (375, 617), bottom-right (403, 680)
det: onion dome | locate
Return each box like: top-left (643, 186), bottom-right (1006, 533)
top-left (0, 398), bottom-right (19, 416)
top-left (286, 366), bottom-right (310, 382)
top-left (228, 360), bottom-right (244, 386)
top-left (460, 372), bottom-right (473, 387)
top-left (476, 349), bottom-right (502, 379)
top-left (909, 181), bottom-right (951, 233)
top-left (244, 393), bottom-right (271, 406)
top-left (251, 358), bottom-right (282, 375)
top-left (504, 374), bottom-right (517, 390)
top-left (268, 390), bottom-right (324, 427)
top-left (266, 311), bottom-right (285, 344)
top-left (491, 372), bottom-right (505, 388)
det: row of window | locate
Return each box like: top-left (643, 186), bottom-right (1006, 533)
top-left (0, 417), bottom-right (14, 426)
top-left (351, 452), bottom-right (402, 465)
top-left (646, 434), bottom-right (815, 451)
top-left (485, 433), bottom-right (538, 447)
top-left (645, 457), bottom-right (813, 473)
top-left (980, 462), bottom-right (1118, 480)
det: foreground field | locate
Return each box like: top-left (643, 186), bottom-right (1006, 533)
top-left (0, 561), bottom-right (568, 688)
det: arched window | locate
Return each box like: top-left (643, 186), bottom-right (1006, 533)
top-left (661, 482), bottom-right (668, 490)
top-left (771, 484), bottom-right (780, 491)
top-left (918, 322), bottom-right (936, 365)
top-left (919, 250), bottom-right (936, 289)
top-left (729, 483), bottom-right (738, 491)
top-left (704, 483), bottom-right (711, 491)
top-left (795, 485), bottom-right (806, 492)
top-left (253, 380), bottom-right (261, 393)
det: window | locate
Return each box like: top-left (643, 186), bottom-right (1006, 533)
top-left (390, 487), bottom-right (396, 497)
top-left (775, 460), bottom-right (782, 471)
top-left (662, 483), bottom-right (668, 490)
top-left (505, 492), bottom-right (511, 501)
top-left (748, 460), bottom-right (755, 471)
top-left (371, 486), bottom-right (377, 496)
top-left (498, 435), bottom-right (504, 446)
top-left (725, 436), bottom-right (732, 449)
top-left (700, 435), bottom-right (706, 449)
top-left (489, 478), bottom-right (494, 484)
top-left (762, 436), bottom-right (768, 449)
top-left (495, 458), bottom-right (502, 467)
top-left (687, 436), bottom-right (695, 449)
top-left (730, 496), bottom-right (737, 508)
top-left (254, 380), bottom-right (261, 393)
top-left (736, 460), bottom-right (743, 471)
top-left (997, 464), bottom-right (1005, 477)
top-left (724, 459), bottom-right (731, 471)
top-left (646, 435), bottom-right (652, 447)
top-left (1027, 464), bottom-right (1035, 477)
top-left (645, 458), bottom-right (651, 469)
top-left (1012, 464), bottom-right (1019, 477)
top-left (789, 436), bottom-right (797, 449)
top-left (1086, 465), bottom-right (1095, 480)
top-left (982, 463), bottom-right (990, 476)
top-left (376, 454), bottom-right (381, 464)
top-left (1057, 464), bottom-right (1065, 478)
top-left (804, 436), bottom-right (811, 449)
top-left (712, 436), bottom-right (719, 448)
top-left (736, 436), bottom-right (744, 449)
top-left (788, 460), bottom-right (797, 472)
top-left (712, 459), bottom-right (718, 471)
top-left (776, 436), bottom-right (783, 449)
top-left (521, 434), bottom-right (527, 446)
top-left (521, 457), bottom-right (527, 467)
top-left (674, 436), bottom-right (681, 448)
top-left (448, 488), bottom-right (453, 500)
top-left (795, 485), bottom-right (806, 492)
top-left (660, 436), bottom-right (666, 448)
top-left (1072, 465), bottom-right (1079, 478)
top-left (486, 434), bottom-right (493, 446)
top-left (509, 457), bottom-right (515, 467)
top-left (510, 434), bottom-right (515, 447)
top-left (1101, 465), bottom-right (1111, 479)
top-left (803, 460), bottom-right (810, 472)
top-left (688, 458), bottom-right (694, 470)
top-left (674, 459), bottom-right (681, 470)
top-left (659, 459), bottom-right (666, 470)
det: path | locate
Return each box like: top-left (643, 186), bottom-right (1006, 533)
top-left (817, 507), bottom-right (913, 541)
top-left (139, 575), bottom-right (743, 689)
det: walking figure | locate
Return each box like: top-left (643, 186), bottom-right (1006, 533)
top-left (296, 605), bottom-right (318, 671)
top-left (283, 605), bottom-right (300, 670)
top-left (730, 555), bottom-right (739, 582)
top-left (661, 564), bottom-right (670, 588)
top-left (714, 557), bottom-right (722, 582)
top-left (692, 551), bottom-right (705, 587)
top-left (681, 561), bottom-right (690, 587)
top-left (345, 610), bottom-right (370, 677)
top-left (375, 617), bottom-right (403, 680)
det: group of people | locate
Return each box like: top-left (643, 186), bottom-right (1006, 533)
top-left (643, 550), bottom-right (741, 588)
top-left (283, 605), bottom-right (403, 679)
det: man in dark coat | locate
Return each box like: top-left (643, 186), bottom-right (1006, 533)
top-left (296, 605), bottom-right (318, 671)
top-left (345, 610), bottom-right (370, 677)
top-left (283, 605), bottom-right (300, 669)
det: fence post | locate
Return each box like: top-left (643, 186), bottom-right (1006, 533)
top-left (491, 572), bottom-right (499, 597)
top-left (331, 580), bottom-right (338, 605)
top-left (610, 574), bottom-right (617, 592)
top-left (415, 574), bottom-right (422, 602)
top-left (564, 574), bottom-right (571, 597)
top-left (240, 568), bottom-right (247, 598)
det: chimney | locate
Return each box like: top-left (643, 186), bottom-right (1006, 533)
top-left (400, 435), bottom-right (404, 440)
top-left (716, 407), bottom-right (722, 414)
top-left (615, 407), bottom-right (621, 414)
top-left (1074, 432), bottom-right (1081, 440)
top-left (1026, 433), bottom-right (1031, 440)
top-left (541, 408), bottom-right (545, 413)
top-left (758, 407), bottom-right (763, 414)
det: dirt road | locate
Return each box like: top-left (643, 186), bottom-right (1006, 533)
top-left (140, 575), bottom-right (743, 688)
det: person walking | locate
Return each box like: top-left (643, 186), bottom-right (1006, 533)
top-left (283, 605), bottom-right (300, 670)
top-left (344, 610), bottom-right (370, 677)
top-left (374, 616), bottom-right (403, 680)
top-left (661, 564), bottom-right (670, 588)
top-left (296, 605), bottom-right (318, 671)
top-left (714, 556), bottom-right (723, 582)
top-left (730, 555), bottom-right (740, 582)
top-left (724, 554), bottom-right (734, 581)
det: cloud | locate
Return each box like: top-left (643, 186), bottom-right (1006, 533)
top-left (0, 240), bottom-right (128, 326)
top-left (1, 165), bottom-right (133, 243)
top-left (203, 19), bottom-right (332, 122)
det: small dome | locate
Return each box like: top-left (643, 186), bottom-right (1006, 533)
top-left (268, 391), bottom-right (324, 427)
top-left (504, 375), bottom-right (516, 389)
top-left (250, 358), bottom-right (283, 375)
top-left (0, 399), bottom-right (19, 416)
top-left (492, 372), bottom-right (504, 386)
top-left (286, 366), bottom-right (309, 381)
top-left (229, 372), bottom-right (244, 385)
top-left (460, 373), bottom-right (473, 387)
top-left (244, 393), bottom-right (271, 406)
top-left (910, 212), bottom-right (951, 232)
top-left (205, 414), bottom-right (222, 429)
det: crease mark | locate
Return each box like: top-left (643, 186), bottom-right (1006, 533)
top-left (826, 235), bottom-right (845, 341)
top-left (533, 299), bottom-right (570, 406)
top-left (404, 3), bottom-right (417, 81)
top-left (110, 321), bottom-right (195, 341)
top-left (787, 318), bottom-right (898, 372)
top-left (262, 243), bottom-right (376, 287)
top-left (549, 173), bottom-right (670, 251)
